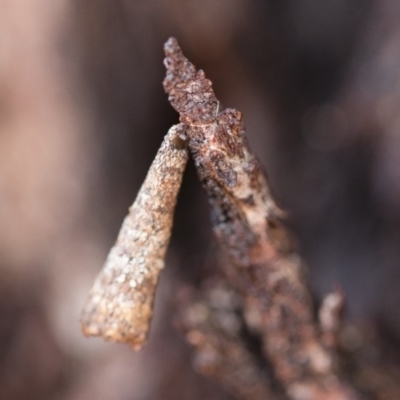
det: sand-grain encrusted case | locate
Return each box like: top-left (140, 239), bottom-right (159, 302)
top-left (80, 124), bottom-right (188, 350)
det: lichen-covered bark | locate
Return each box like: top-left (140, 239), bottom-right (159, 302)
top-left (81, 125), bottom-right (188, 350)
top-left (163, 37), bottom-right (359, 400)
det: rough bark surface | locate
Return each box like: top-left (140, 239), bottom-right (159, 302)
top-left (163, 37), bottom-right (359, 400)
top-left (176, 281), bottom-right (278, 400)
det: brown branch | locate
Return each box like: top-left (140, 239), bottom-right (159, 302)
top-left (163, 37), bottom-right (360, 400)
top-left (176, 281), bottom-right (279, 400)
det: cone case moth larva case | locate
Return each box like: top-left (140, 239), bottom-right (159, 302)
top-left (80, 124), bottom-right (188, 350)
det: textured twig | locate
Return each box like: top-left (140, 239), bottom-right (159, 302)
top-left (163, 37), bottom-right (359, 400)
top-left (81, 124), bottom-right (188, 350)
top-left (176, 281), bottom-right (278, 400)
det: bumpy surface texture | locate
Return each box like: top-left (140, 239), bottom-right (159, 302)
top-left (163, 38), bottom-right (359, 400)
top-left (81, 125), bottom-right (188, 350)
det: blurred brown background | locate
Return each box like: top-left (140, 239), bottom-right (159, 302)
top-left (1, 1), bottom-right (400, 399)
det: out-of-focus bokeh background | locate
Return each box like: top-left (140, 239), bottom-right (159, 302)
top-left (1, 1), bottom-right (400, 399)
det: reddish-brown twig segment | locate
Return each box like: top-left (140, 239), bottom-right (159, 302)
top-left (81, 124), bottom-right (188, 350)
top-left (163, 37), bottom-right (359, 400)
